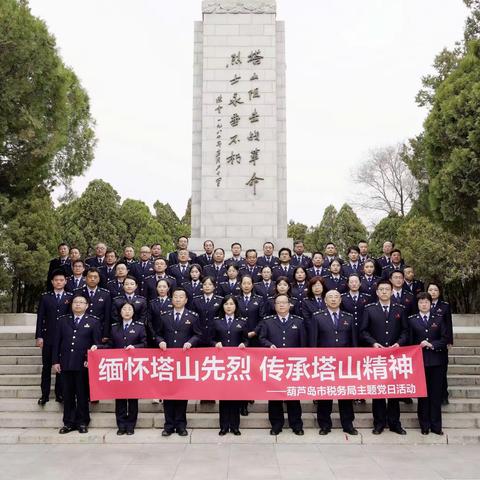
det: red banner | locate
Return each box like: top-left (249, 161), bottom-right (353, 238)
top-left (88, 346), bottom-right (426, 401)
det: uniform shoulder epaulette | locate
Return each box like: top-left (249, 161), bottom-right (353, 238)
top-left (144, 274), bottom-right (155, 280)
top-left (99, 287), bottom-right (109, 293)
top-left (58, 314), bottom-right (71, 320)
top-left (133, 320), bottom-right (143, 325)
top-left (87, 314), bottom-right (100, 319)
top-left (190, 310), bottom-right (199, 316)
top-left (113, 295), bottom-right (124, 300)
top-left (382, 265), bottom-right (389, 270)
top-left (107, 279), bottom-right (116, 284)
top-left (111, 321), bottom-right (120, 327)
top-left (341, 292), bottom-right (347, 297)
top-left (41, 292), bottom-right (50, 296)
top-left (395, 304), bottom-right (406, 308)
top-left (342, 311), bottom-right (353, 317)
top-left (214, 294), bottom-right (223, 299)
top-left (65, 291), bottom-right (74, 296)
top-left (135, 294), bottom-right (146, 299)
top-left (365, 303), bottom-right (376, 309)
top-left (264, 315), bottom-right (274, 320)
top-left (193, 294), bottom-right (203, 299)
top-left (266, 295), bottom-right (275, 300)
top-left (408, 313), bottom-right (417, 318)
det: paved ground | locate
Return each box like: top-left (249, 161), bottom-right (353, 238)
top-left (2, 443), bottom-right (480, 480)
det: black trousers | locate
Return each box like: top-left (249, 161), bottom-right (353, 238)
top-left (62, 369), bottom-right (90, 428)
top-left (317, 400), bottom-right (354, 430)
top-left (163, 400), bottom-right (188, 432)
top-left (40, 343), bottom-right (62, 399)
top-left (219, 400), bottom-right (240, 430)
top-left (115, 399), bottom-right (138, 430)
top-left (268, 400), bottom-right (302, 431)
top-left (441, 351), bottom-right (449, 400)
top-left (372, 398), bottom-right (401, 430)
top-left (418, 365), bottom-right (443, 431)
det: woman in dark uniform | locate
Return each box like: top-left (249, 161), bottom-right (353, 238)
top-left (291, 266), bottom-right (308, 300)
top-left (408, 292), bottom-right (448, 435)
top-left (322, 259), bottom-right (348, 294)
top-left (211, 295), bottom-right (248, 435)
top-left (91, 302), bottom-right (146, 435)
top-left (216, 264), bottom-right (241, 297)
top-left (427, 282), bottom-right (453, 405)
top-left (300, 276), bottom-right (326, 341)
top-left (254, 266), bottom-right (276, 300)
top-left (182, 263), bottom-right (203, 309)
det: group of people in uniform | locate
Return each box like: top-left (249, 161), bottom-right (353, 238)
top-left (36, 236), bottom-right (453, 437)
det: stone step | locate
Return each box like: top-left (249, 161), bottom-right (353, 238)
top-left (448, 375), bottom-right (480, 386)
top-left (2, 427), bottom-right (478, 445)
top-left (0, 365), bottom-right (42, 375)
top-left (0, 411), bottom-right (479, 429)
top-left (448, 365), bottom-right (480, 375)
top-left (0, 339), bottom-right (36, 347)
top-left (0, 356), bottom-right (42, 365)
top-left (2, 397), bottom-right (480, 414)
top-left (449, 386), bottom-right (480, 398)
top-left (0, 314), bottom-right (36, 326)
top-left (449, 355), bottom-right (480, 365)
top-left (449, 346), bottom-right (480, 355)
top-left (0, 347), bottom-right (40, 356)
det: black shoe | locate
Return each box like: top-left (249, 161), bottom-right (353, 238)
top-left (161, 430), bottom-right (173, 437)
top-left (117, 429), bottom-right (126, 436)
top-left (177, 429), bottom-right (188, 436)
top-left (390, 427), bottom-right (407, 435)
top-left (59, 426), bottom-right (75, 434)
top-left (55, 396), bottom-right (63, 403)
top-left (270, 429), bottom-right (281, 435)
top-left (319, 428), bottom-right (331, 435)
top-left (231, 429), bottom-right (241, 436)
top-left (343, 428), bottom-right (358, 435)
top-left (293, 429), bottom-right (304, 436)
top-left (78, 425), bottom-right (88, 434)
top-left (240, 406), bottom-right (249, 416)
top-left (126, 429), bottom-right (134, 435)
top-left (401, 398), bottom-right (413, 405)
top-left (90, 400), bottom-right (99, 404)
top-left (37, 397), bottom-right (48, 406)
top-left (431, 429), bottom-right (444, 436)
top-left (219, 429), bottom-right (228, 436)
top-left (372, 428), bottom-right (384, 435)
top-left (421, 429), bottom-right (429, 435)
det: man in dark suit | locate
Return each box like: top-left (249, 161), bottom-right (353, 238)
top-left (311, 290), bottom-right (358, 435)
top-left (76, 267), bottom-right (112, 340)
top-left (111, 276), bottom-right (148, 326)
top-left (196, 240), bottom-right (215, 267)
top-left (142, 257), bottom-right (177, 302)
top-left (99, 249), bottom-right (118, 287)
top-left (403, 266), bottom-right (425, 297)
top-left (290, 241), bottom-right (313, 269)
top-left (259, 293), bottom-right (306, 436)
top-left (272, 248), bottom-right (295, 281)
top-left (375, 240), bottom-right (394, 275)
top-left (358, 240), bottom-right (371, 264)
top-left (52, 295), bottom-right (101, 434)
top-left (85, 242), bottom-right (107, 268)
top-left (46, 243), bottom-right (70, 290)
top-left (154, 288), bottom-right (202, 437)
top-left (36, 271), bottom-right (73, 405)
top-left (390, 270), bottom-right (416, 316)
top-left (322, 242), bottom-right (343, 268)
top-left (239, 249), bottom-right (263, 283)
top-left (168, 236), bottom-right (197, 265)
top-left (225, 242), bottom-right (246, 268)
top-left (360, 279), bottom-right (409, 435)
top-left (107, 262), bottom-right (129, 298)
top-left (306, 252), bottom-right (326, 279)
top-left (257, 242), bottom-right (279, 268)
top-left (341, 246), bottom-right (364, 277)
top-left (168, 249), bottom-right (192, 285)
top-left (129, 246), bottom-right (155, 290)
top-left (381, 248), bottom-right (405, 279)
top-left (65, 260), bottom-right (86, 292)
top-left (203, 248), bottom-right (228, 283)
top-left (121, 246), bottom-right (137, 271)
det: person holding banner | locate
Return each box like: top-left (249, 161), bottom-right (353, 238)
top-left (259, 293), bottom-right (307, 436)
top-left (360, 279), bottom-right (409, 435)
top-left (311, 290), bottom-right (358, 435)
top-left (211, 295), bottom-right (248, 435)
top-left (155, 287), bottom-right (202, 437)
top-left (408, 292), bottom-right (448, 435)
top-left (91, 302), bottom-right (147, 435)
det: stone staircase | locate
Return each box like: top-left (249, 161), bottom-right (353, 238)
top-left (0, 313), bottom-right (479, 444)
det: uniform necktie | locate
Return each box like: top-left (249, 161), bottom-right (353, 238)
top-left (98, 258), bottom-right (103, 265)
top-left (431, 303), bottom-right (436, 310)
top-left (89, 290), bottom-right (95, 298)
top-left (205, 297), bottom-right (210, 305)
top-left (142, 262), bottom-right (147, 269)
top-left (175, 312), bottom-right (181, 325)
top-left (230, 282), bottom-right (235, 290)
top-left (281, 317), bottom-right (286, 324)
top-left (352, 295), bottom-right (357, 303)
top-left (396, 292), bottom-right (401, 300)
top-left (383, 305), bottom-right (389, 317)
top-left (368, 277), bottom-right (372, 283)
top-left (181, 265), bottom-right (186, 275)
top-left (353, 264), bottom-right (357, 270)
top-left (317, 297), bottom-right (322, 307)
top-left (422, 315), bottom-right (428, 326)
top-left (56, 293), bottom-right (61, 303)
top-left (74, 278), bottom-right (79, 288)
top-left (227, 317), bottom-right (232, 327)
top-left (332, 311), bottom-right (338, 328)
top-left (316, 269), bottom-right (320, 276)
top-left (193, 281), bottom-right (197, 288)
top-left (244, 296), bottom-right (249, 305)
top-left (107, 267), bottom-right (112, 274)
top-left (128, 295), bottom-right (133, 301)
top-left (265, 282), bottom-right (269, 289)
top-left (124, 322), bottom-right (130, 332)
top-left (60, 259), bottom-right (65, 265)
top-left (74, 316), bottom-right (80, 326)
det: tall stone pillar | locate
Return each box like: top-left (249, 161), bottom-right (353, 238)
top-left (190, 0), bottom-right (291, 252)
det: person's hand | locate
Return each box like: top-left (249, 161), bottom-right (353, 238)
top-left (36, 338), bottom-right (43, 348)
top-left (373, 343), bottom-right (384, 348)
top-left (84, 361), bottom-right (88, 368)
top-left (270, 344), bottom-right (277, 349)
top-left (391, 343), bottom-right (400, 348)
top-left (101, 337), bottom-right (109, 344)
top-left (215, 342), bottom-right (223, 349)
top-left (90, 345), bottom-right (98, 351)
top-left (183, 342), bottom-right (192, 351)
top-left (238, 343), bottom-right (246, 349)
top-left (159, 342), bottom-right (167, 351)
top-left (125, 345), bottom-right (135, 350)
top-left (420, 340), bottom-right (433, 349)
top-left (247, 331), bottom-right (256, 338)
top-left (53, 363), bottom-right (61, 373)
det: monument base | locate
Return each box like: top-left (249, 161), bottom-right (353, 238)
top-left (189, 237), bottom-right (293, 255)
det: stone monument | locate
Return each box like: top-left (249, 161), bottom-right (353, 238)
top-left (190, 0), bottom-right (292, 252)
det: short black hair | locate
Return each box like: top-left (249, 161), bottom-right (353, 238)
top-left (417, 292), bottom-right (432, 303)
top-left (389, 270), bottom-right (404, 279)
top-left (376, 279), bottom-right (393, 289)
top-left (231, 242), bottom-right (242, 249)
top-left (278, 247), bottom-right (292, 257)
top-left (347, 246), bottom-right (360, 255)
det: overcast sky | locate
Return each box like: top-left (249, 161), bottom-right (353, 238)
top-left (28, 0), bottom-right (468, 229)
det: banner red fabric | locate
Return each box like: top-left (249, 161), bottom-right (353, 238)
top-left (88, 346), bottom-right (426, 401)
